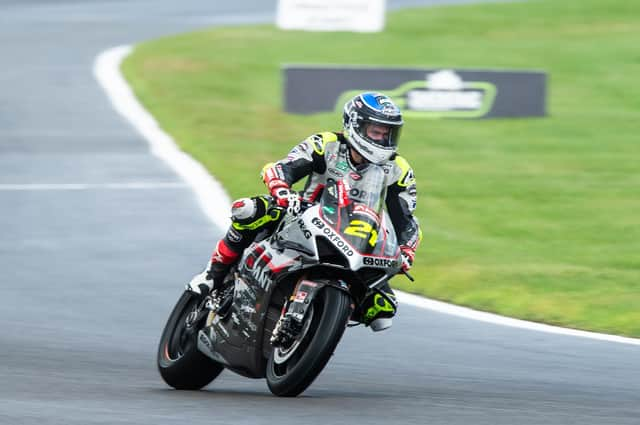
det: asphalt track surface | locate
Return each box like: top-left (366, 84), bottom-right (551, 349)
top-left (1, 1), bottom-right (639, 424)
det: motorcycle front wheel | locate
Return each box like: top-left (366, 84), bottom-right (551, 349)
top-left (266, 286), bottom-right (351, 397)
top-left (157, 291), bottom-right (224, 390)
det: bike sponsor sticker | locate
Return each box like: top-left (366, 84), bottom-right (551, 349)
top-left (322, 226), bottom-right (354, 257)
top-left (311, 217), bottom-right (354, 257)
top-left (297, 218), bottom-right (312, 239)
top-left (322, 206), bottom-right (336, 215)
top-left (328, 168), bottom-right (345, 178)
top-left (348, 187), bottom-right (373, 203)
top-left (295, 291), bottom-right (308, 302)
top-left (363, 256), bottom-right (398, 268)
top-left (353, 204), bottom-right (380, 223)
top-left (336, 161), bottom-right (349, 172)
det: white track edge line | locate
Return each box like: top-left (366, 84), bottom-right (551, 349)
top-left (94, 44), bottom-right (640, 347)
top-left (0, 183), bottom-right (187, 190)
top-left (397, 291), bottom-right (640, 345)
top-left (93, 45), bottom-right (232, 231)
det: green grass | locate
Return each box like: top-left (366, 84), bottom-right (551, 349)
top-left (122, 0), bottom-right (640, 337)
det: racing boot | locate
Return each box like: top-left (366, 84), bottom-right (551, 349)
top-left (364, 291), bottom-right (397, 332)
top-left (187, 240), bottom-right (239, 297)
top-left (207, 240), bottom-right (239, 288)
top-left (208, 239), bottom-right (240, 316)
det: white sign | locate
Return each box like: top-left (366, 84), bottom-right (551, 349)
top-left (277, 0), bottom-right (386, 33)
top-left (407, 70), bottom-right (483, 111)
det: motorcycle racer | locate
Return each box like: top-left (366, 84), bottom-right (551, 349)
top-left (190, 92), bottom-right (421, 332)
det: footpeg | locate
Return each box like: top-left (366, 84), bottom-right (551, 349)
top-left (205, 285), bottom-right (234, 319)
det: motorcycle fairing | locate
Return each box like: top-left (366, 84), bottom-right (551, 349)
top-left (198, 165), bottom-right (402, 377)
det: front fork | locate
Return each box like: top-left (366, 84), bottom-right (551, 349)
top-left (271, 277), bottom-right (351, 346)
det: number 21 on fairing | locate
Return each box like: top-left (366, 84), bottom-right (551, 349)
top-left (344, 220), bottom-right (378, 247)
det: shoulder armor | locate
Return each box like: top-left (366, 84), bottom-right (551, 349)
top-left (308, 132), bottom-right (338, 155)
top-left (394, 155), bottom-right (416, 187)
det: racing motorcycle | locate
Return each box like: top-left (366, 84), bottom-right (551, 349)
top-left (157, 165), bottom-right (412, 396)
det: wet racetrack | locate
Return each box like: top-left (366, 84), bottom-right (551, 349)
top-left (1, 1), bottom-right (639, 424)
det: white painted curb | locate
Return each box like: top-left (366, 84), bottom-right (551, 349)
top-left (95, 45), bottom-right (640, 347)
top-left (397, 291), bottom-right (640, 346)
top-left (93, 45), bottom-right (232, 232)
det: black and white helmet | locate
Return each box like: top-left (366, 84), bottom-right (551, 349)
top-left (342, 92), bottom-right (403, 164)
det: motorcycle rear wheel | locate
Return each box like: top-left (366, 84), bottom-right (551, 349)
top-left (157, 291), bottom-right (224, 390)
top-left (266, 286), bottom-right (351, 397)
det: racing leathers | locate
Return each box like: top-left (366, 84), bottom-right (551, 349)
top-left (207, 131), bottom-right (420, 329)
top-left (264, 131), bottom-right (419, 250)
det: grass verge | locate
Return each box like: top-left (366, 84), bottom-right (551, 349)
top-left (122, 0), bottom-right (640, 337)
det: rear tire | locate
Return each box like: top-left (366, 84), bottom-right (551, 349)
top-left (157, 291), bottom-right (224, 390)
top-left (266, 286), bottom-right (351, 397)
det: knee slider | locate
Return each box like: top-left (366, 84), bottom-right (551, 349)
top-left (231, 198), bottom-right (257, 222)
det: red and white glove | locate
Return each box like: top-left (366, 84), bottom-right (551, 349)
top-left (400, 245), bottom-right (416, 272)
top-left (272, 185), bottom-right (301, 215)
top-left (263, 164), bottom-right (301, 215)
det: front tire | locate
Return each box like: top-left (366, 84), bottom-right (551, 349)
top-left (266, 286), bottom-right (351, 397)
top-left (157, 291), bottom-right (224, 390)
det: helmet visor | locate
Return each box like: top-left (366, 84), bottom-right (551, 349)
top-left (360, 121), bottom-right (401, 148)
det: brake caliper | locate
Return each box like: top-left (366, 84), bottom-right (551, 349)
top-left (270, 280), bottom-right (318, 347)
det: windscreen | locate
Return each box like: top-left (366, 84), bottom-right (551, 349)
top-left (318, 165), bottom-right (398, 256)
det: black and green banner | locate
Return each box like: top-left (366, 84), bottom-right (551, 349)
top-left (284, 66), bottom-right (547, 119)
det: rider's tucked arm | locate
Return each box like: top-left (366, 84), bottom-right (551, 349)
top-left (386, 183), bottom-right (420, 250)
top-left (261, 133), bottom-right (330, 188)
top-left (386, 157), bottom-right (421, 268)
